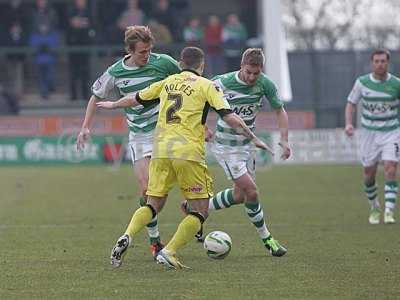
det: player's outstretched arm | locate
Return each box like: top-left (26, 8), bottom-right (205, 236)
top-left (222, 113), bottom-right (274, 154)
top-left (77, 95), bottom-right (99, 151)
top-left (205, 124), bottom-right (214, 142)
top-left (275, 107), bottom-right (291, 160)
top-left (96, 94), bottom-right (139, 109)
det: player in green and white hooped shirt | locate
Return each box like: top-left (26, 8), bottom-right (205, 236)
top-left (184, 48), bottom-right (291, 256)
top-left (76, 26), bottom-right (180, 265)
top-left (345, 49), bottom-right (400, 225)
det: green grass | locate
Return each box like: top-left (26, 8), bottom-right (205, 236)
top-left (0, 164), bottom-right (399, 300)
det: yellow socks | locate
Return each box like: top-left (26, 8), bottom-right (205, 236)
top-left (123, 206), bottom-right (203, 255)
top-left (124, 206), bottom-right (153, 238)
top-left (165, 214), bottom-right (201, 254)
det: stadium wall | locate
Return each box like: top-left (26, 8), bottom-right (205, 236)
top-left (0, 112), bottom-right (316, 165)
top-left (0, 112), bottom-right (363, 166)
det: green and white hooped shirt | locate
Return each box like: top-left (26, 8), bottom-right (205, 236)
top-left (348, 73), bottom-right (400, 131)
top-left (92, 53), bottom-right (180, 134)
top-left (213, 71), bottom-right (284, 147)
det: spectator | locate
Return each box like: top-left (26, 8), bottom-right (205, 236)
top-left (0, 83), bottom-right (19, 115)
top-left (204, 15), bottom-right (224, 76)
top-left (31, 0), bottom-right (58, 33)
top-left (96, 0), bottom-right (124, 44)
top-left (183, 17), bottom-right (203, 47)
top-left (222, 14), bottom-right (247, 70)
top-left (111, 0), bottom-right (146, 44)
top-left (29, 23), bottom-right (60, 100)
top-left (66, 0), bottom-right (94, 101)
top-left (2, 0), bottom-right (30, 45)
top-left (117, 0), bottom-right (146, 30)
top-left (152, 0), bottom-right (177, 38)
top-left (2, 0), bottom-right (31, 95)
top-left (148, 19), bottom-right (173, 45)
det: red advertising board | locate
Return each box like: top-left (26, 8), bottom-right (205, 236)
top-left (0, 115), bottom-right (127, 136)
top-left (0, 111), bottom-right (314, 137)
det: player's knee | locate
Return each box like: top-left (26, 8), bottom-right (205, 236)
top-left (363, 169), bottom-right (376, 183)
top-left (244, 187), bottom-right (258, 201)
top-left (149, 203), bottom-right (162, 214)
top-left (147, 197), bottom-right (165, 213)
top-left (189, 200), bottom-right (209, 219)
top-left (384, 165), bottom-right (397, 179)
top-left (189, 211), bottom-right (208, 222)
top-left (233, 188), bottom-right (245, 204)
top-left (387, 169), bottom-right (396, 179)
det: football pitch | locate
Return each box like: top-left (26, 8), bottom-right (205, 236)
top-left (1, 164), bottom-right (399, 300)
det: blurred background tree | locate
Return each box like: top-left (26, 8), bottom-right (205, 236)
top-left (282, 0), bottom-right (400, 50)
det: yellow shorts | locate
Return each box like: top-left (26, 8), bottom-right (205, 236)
top-left (147, 158), bottom-right (214, 200)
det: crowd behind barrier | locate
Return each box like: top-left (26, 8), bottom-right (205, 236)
top-left (0, 0), bottom-right (249, 105)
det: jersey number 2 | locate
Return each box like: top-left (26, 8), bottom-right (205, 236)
top-left (166, 93), bottom-right (182, 123)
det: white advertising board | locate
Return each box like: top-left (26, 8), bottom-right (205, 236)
top-left (271, 129), bottom-right (360, 164)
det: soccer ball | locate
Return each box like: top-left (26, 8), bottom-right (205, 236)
top-left (203, 231), bottom-right (232, 259)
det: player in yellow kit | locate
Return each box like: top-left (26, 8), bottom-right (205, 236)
top-left (97, 47), bottom-right (270, 269)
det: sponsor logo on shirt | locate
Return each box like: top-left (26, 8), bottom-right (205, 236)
top-left (185, 185), bottom-right (203, 193)
top-left (364, 102), bottom-right (393, 114)
top-left (226, 93), bottom-right (235, 100)
top-left (185, 76), bottom-right (197, 82)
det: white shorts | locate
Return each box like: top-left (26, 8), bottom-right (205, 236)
top-left (128, 131), bottom-right (154, 164)
top-left (211, 142), bottom-right (256, 180)
top-left (359, 128), bottom-right (400, 167)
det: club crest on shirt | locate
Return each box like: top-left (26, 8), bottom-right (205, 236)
top-left (232, 165), bottom-right (240, 172)
top-left (252, 87), bottom-right (261, 94)
top-left (226, 93), bottom-right (235, 99)
top-left (214, 83), bottom-right (221, 92)
top-left (93, 78), bottom-right (102, 91)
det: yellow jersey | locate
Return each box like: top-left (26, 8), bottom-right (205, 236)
top-left (137, 70), bottom-right (231, 162)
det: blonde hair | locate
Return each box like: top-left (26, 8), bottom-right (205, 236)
top-left (124, 26), bottom-right (155, 52)
top-left (241, 48), bottom-right (265, 66)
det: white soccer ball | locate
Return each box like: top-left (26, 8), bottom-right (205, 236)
top-left (203, 231), bottom-right (232, 259)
